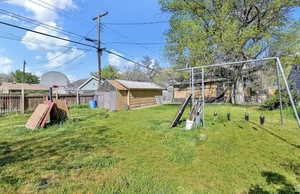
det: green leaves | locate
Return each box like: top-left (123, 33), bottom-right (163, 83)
top-left (160, 0), bottom-right (300, 65)
top-left (12, 70), bottom-right (39, 84)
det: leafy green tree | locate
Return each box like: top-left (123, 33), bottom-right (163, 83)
top-left (102, 65), bottom-right (120, 79)
top-left (12, 70), bottom-right (39, 84)
top-left (160, 0), bottom-right (300, 104)
top-left (120, 66), bottom-right (151, 82)
top-left (91, 65), bottom-right (120, 79)
top-left (141, 56), bottom-right (162, 80)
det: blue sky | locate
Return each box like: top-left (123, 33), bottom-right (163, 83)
top-left (0, 1), bottom-right (299, 82)
top-left (0, 0), bottom-right (170, 81)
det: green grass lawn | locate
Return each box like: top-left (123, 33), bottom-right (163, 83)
top-left (0, 104), bottom-right (300, 193)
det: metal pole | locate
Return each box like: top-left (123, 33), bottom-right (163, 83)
top-left (179, 57), bottom-right (277, 71)
top-left (201, 67), bottom-right (205, 127)
top-left (189, 69), bottom-right (192, 111)
top-left (276, 57), bottom-right (300, 128)
top-left (275, 61), bottom-right (284, 126)
top-left (192, 68), bottom-right (195, 105)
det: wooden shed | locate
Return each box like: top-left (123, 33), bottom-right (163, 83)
top-left (96, 80), bottom-right (163, 110)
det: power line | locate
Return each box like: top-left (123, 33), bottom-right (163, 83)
top-left (29, 50), bottom-right (91, 72)
top-left (46, 25), bottom-right (96, 62)
top-left (0, 9), bottom-right (85, 39)
top-left (0, 33), bottom-right (90, 51)
top-left (104, 49), bottom-right (156, 71)
top-left (105, 41), bottom-right (165, 45)
top-left (28, 0), bottom-right (57, 12)
top-left (0, 20), bottom-right (97, 49)
top-left (34, 0), bottom-right (79, 20)
top-left (35, 0), bottom-right (63, 11)
top-left (102, 24), bottom-right (159, 55)
top-left (0, 20), bottom-right (155, 72)
top-left (103, 21), bottom-right (168, 25)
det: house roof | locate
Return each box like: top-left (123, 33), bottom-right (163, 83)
top-left (66, 79), bottom-right (88, 90)
top-left (115, 80), bottom-right (163, 90)
top-left (65, 76), bottom-right (99, 91)
top-left (0, 83), bottom-right (48, 91)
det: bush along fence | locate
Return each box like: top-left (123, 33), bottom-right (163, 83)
top-left (0, 94), bottom-right (94, 114)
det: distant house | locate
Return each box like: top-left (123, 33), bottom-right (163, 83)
top-left (288, 64), bottom-right (300, 95)
top-left (96, 79), bottom-right (163, 111)
top-left (0, 83), bottom-right (48, 94)
top-left (65, 76), bottom-right (99, 93)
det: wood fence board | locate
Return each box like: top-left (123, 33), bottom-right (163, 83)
top-left (170, 94), bottom-right (192, 128)
top-left (25, 104), bottom-right (50, 129)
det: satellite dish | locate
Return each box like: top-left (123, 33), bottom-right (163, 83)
top-left (40, 71), bottom-right (70, 87)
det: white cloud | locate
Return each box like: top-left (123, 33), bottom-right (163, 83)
top-left (45, 48), bottom-right (85, 67)
top-left (32, 71), bottom-right (42, 77)
top-left (35, 55), bottom-right (42, 60)
top-left (7, 0), bottom-right (76, 23)
top-left (67, 74), bottom-right (77, 82)
top-left (25, 67), bottom-right (42, 77)
top-left (108, 50), bottom-right (134, 68)
top-left (22, 22), bottom-right (69, 51)
top-left (5, 0), bottom-right (82, 73)
top-left (0, 57), bottom-right (13, 74)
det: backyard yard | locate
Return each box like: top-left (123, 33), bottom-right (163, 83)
top-left (0, 104), bottom-right (300, 193)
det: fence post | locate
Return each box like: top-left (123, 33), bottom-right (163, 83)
top-left (21, 90), bottom-right (25, 114)
top-left (77, 90), bottom-right (80, 104)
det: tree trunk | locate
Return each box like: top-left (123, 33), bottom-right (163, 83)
top-left (231, 76), bottom-right (245, 104)
top-left (235, 77), bottom-right (245, 104)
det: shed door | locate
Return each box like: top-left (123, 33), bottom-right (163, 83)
top-left (97, 91), bottom-right (116, 111)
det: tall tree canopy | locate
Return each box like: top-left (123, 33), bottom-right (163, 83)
top-left (160, 0), bottom-right (300, 103)
top-left (12, 70), bottom-right (39, 84)
top-left (160, 0), bottom-right (300, 66)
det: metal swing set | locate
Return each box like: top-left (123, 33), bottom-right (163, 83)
top-left (170, 57), bottom-right (300, 129)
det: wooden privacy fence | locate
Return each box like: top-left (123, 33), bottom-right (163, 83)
top-left (0, 94), bottom-right (94, 114)
top-left (0, 95), bottom-right (21, 114)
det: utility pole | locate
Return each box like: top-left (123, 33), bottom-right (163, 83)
top-left (21, 60), bottom-right (26, 114)
top-left (86, 12), bottom-right (108, 86)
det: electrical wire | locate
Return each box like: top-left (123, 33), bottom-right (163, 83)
top-left (0, 20), bottom-right (97, 48)
top-left (0, 33), bottom-right (90, 51)
top-left (0, 20), bottom-right (156, 72)
top-left (105, 41), bottom-right (165, 45)
top-left (0, 9), bottom-right (86, 39)
top-left (103, 21), bottom-right (168, 25)
top-left (104, 49), bottom-right (157, 72)
top-left (46, 25), bottom-right (95, 63)
top-left (102, 24), bottom-right (159, 54)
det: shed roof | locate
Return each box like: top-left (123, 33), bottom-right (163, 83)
top-left (108, 80), bottom-right (128, 90)
top-left (0, 83), bottom-right (48, 91)
top-left (116, 80), bottom-right (163, 90)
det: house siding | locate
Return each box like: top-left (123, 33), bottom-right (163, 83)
top-left (81, 79), bottom-right (99, 91)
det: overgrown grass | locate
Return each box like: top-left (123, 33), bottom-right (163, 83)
top-left (0, 104), bottom-right (300, 193)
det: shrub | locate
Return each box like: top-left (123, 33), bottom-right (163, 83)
top-left (261, 90), bottom-right (298, 110)
top-left (70, 104), bottom-right (89, 109)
